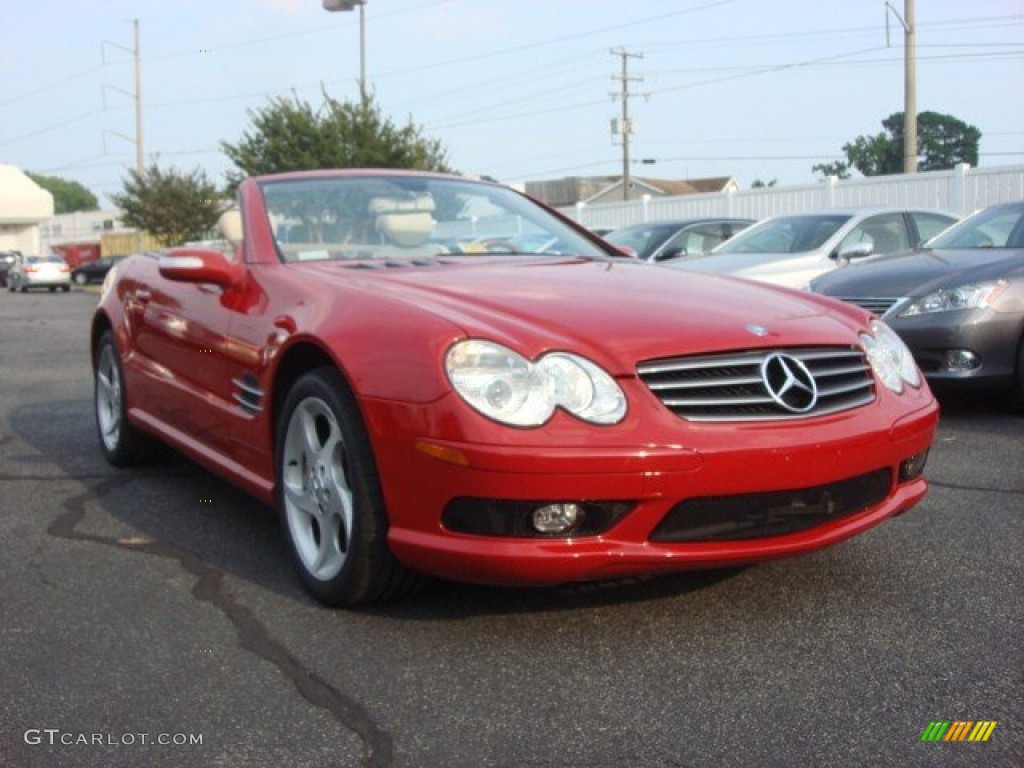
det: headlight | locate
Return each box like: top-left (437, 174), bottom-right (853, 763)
top-left (860, 319), bottom-right (920, 394)
top-left (899, 280), bottom-right (1007, 317)
top-left (445, 339), bottom-right (627, 427)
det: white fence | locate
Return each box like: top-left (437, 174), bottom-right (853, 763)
top-left (562, 164), bottom-right (1024, 230)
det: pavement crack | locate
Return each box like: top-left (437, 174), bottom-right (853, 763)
top-left (929, 479), bottom-right (1024, 495)
top-left (47, 476), bottom-right (394, 768)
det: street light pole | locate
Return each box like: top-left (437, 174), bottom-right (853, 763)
top-left (323, 0), bottom-right (367, 99)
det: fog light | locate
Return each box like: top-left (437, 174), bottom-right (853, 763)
top-left (944, 349), bottom-right (980, 372)
top-left (532, 503), bottom-right (582, 534)
top-left (442, 498), bottom-right (633, 537)
top-left (899, 450), bottom-right (929, 482)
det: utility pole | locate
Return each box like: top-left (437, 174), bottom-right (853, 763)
top-left (103, 19), bottom-right (144, 249)
top-left (610, 49), bottom-right (645, 201)
top-left (887, 0), bottom-right (917, 172)
top-left (903, 0), bottom-right (917, 173)
top-left (133, 19), bottom-right (143, 179)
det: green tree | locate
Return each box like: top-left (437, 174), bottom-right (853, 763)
top-left (110, 163), bottom-right (224, 246)
top-left (26, 172), bottom-right (98, 213)
top-left (750, 178), bottom-right (778, 188)
top-left (221, 90), bottom-right (450, 191)
top-left (810, 161), bottom-right (852, 180)
top-left (818, 111), bottom-right (982, 177)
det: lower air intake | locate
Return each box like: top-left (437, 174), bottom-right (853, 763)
top-left (650, 469), bottom-right (892, 542)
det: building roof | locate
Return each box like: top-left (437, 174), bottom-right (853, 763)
top-left (524, 174), bottom-right (737, 207)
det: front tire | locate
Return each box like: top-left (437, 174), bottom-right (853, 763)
top-left (94, 330), bottom-right (161, 466)
top-left (1010, 335), bottom-right (1024, 412)
top-left (276, 368), bottom-right (419, 606)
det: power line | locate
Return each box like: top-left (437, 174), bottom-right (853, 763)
top-left (0, 64), bottom-right (107, 109)
top-left (0, 110), bottom-right (104, 147)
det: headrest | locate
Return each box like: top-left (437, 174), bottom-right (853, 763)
top-left (218, 210), bottom-right (243, 244)
top-left (368, 195), bottom-right (435, 215)
top-left (375, 212), bottom-right (435, 248)
top-left (370, 195), bottom-right (435, 247)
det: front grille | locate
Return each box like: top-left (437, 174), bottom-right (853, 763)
top-left (832, 296), bottom-right (904, 316)
top-left (637, 346), bottom-right (876, 422)
top-left (650, 468), bottom-right (892, 542)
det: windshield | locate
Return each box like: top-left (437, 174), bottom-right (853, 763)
top-left (605, 222), bottom-right (681, 259)
top-left (714, 214), bottom-right (851, 255)
top-left (924, 203), bottom-right (1024, 249)
top-left (258, 175), bottom-right (608, 263)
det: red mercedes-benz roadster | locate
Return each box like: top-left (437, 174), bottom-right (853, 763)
top-left (91, 170), bottom-right (938, 605)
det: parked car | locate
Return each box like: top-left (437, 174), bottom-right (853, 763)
top-left (0, 250), bottom-right (19, 287)
top-left (71, 255), bottom-right (124, 286)
top-left (667, 208), bottom-right (958, 288)
top-left (604, 218), bottom-right (755, 262)
top-left (92, 169), bottom-right (937, 606)
top-left (7, 253), bottom-right (71, 292)
top-left (810, 200), bottom-right (1024, 408)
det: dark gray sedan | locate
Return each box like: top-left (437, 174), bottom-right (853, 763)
top-left (810, 201), bottom-right (1024, 408)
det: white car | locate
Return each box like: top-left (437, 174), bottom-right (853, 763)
top-left (8, 253), bottom-right (72, 293)
top-left (665, 208), bottom-right (958, 289)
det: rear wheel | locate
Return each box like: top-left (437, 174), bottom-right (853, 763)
top-left (276, 367), bottom-right (420, 606)
top-left (94, 330), bottom-right (162, 465)
top-left (75, 272), bottom-right (88, 285)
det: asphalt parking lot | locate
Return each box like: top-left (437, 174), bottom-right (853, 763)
top-left (0, 287), bottom-right (1020, 768)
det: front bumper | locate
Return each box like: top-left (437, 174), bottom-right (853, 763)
top-left (888, 307), bottom-right (1024, 384)
top-left (364, 386), bottom-right (939, 586)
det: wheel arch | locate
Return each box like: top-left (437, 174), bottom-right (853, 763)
top-left (270, 340), bottom-right (358, 437)
top-left (90, 312), bottom-right (114, 371)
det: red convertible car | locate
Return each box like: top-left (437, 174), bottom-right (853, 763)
top-left (92, 170), bottom-right (938, 606)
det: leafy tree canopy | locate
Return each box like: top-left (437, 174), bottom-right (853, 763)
top-left (810, 161), bottom-right (852, 180)
top-left (110, 163), bottom-right (224, 247)
top-left (814, 111), bottom-right (981, 177)
top-left (221, 90), bottom-right (451, 192)
top-left (26, 172), bottom-right (98, 214)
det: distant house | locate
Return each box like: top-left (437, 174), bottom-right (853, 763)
top-left (525, 175), bottom-right (739, 207)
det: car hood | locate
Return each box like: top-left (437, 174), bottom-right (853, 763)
top-left (674, 250), bottom-right (829, 288)
top-left (303, 257), bottom-right (867, 374)
top-left (810, 248), bottom-right (1024, 298)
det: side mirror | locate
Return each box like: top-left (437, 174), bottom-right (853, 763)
top-left (159, 248), bottom-right (240, 288)
top-left (836, 242), bottom-right (874, 262)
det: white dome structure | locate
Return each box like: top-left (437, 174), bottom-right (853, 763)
top-left (0, 164), bottom-right (55, 254)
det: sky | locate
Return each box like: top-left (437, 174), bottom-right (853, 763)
top-left (2, 0), bottom-right (1022, 206)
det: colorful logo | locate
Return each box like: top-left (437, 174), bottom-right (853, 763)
top-left (921, 721), bottom-right (997, 742)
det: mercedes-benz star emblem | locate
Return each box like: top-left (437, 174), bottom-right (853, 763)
top-left (761, 353), bottom-right (818, 413)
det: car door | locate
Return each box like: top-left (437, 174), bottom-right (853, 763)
top-left (129, 255), bottom-right (236, 446)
